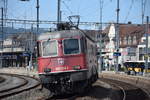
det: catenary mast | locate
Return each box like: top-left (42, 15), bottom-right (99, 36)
top-left (115, 0), bottom-right (120, 72)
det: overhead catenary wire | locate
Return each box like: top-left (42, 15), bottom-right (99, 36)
top-left (76, 0), bottom-right (81, 16)
top-left (62, 0), bottom-right (73, 15)
top-left (124, 0), bottom-right (134, 23)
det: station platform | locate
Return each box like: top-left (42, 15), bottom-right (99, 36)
top-left (0, 67), bottom-right (150, 79)
top-left (100, 71), bottom-right (150, 81)
top-left (0, 67), bottom-right (38, 78)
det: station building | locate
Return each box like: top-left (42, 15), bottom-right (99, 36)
top-left (0, 32), bottom-right (36, 68)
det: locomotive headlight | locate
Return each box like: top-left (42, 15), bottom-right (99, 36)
top-left (73, 65), bottom-right (81, 70)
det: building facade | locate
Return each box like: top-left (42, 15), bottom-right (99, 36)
top-left (102, 23), bottom-right (150, 70)
top-left (137, 34), bottom-right (150, 61)
top-left (0, 32), bottom-right (36, 68)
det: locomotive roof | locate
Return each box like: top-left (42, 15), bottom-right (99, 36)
top-left (38, 30), bottom-right (84, 40)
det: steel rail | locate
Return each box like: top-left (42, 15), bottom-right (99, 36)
top-left (140, 87), bottom-right (150, 100)
top-left (100, 78), bottom-right (149, 100)
top-left (109, 81), bottom-right (126, 100)
top-left (0, 77), bottom-right (5, 83)
top-left (97, 79), bottom-right (126, 100)
top-left (0, 73), bottom-right (40, 99)
top-left (0, 74), bottom-right (28, 93)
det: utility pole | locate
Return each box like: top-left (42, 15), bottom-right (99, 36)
top-left (0, 8), bottom-right (4, 68)
top-left (141, 0), bottom-right (144, 24)
top-left (60, 10), bottom-right (62, 22)
top-left (144, 16), bottom-right (149, 75)
top-left (98, 0), bottom-right (103, 73)
top-left (36, 0), bottom-right (39, 37)
top-left (0, 0), bottom-right (7, 23)
top-left (19, 0), bottom-right (35, 70)
top-left (33, 0), bottom-right (39, 70)
top-left (57, 0), bottom-right (61, 29)
top-left (29, 24), bottom-right (33, 70)
top-left (115, 0), bottom-right (120, 72)
top-left (3, 0), bottom-right (8, 20)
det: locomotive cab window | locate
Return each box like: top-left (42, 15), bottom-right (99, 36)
top-left (63, 39), bottom-right (80, 54)
top-left (42, 40), bottom-right (57, 57)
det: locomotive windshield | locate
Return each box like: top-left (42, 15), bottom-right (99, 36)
top-left (42, 40), bottom-right (57, 56)
top-left (63, 39), bottom-right (80, 54)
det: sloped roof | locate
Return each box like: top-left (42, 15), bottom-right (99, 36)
top-left (102, 23), bottom-right (150, 48)
top-left (119, 24), bottom-right (145, 48)
top-left (119, 24), bottom-right (145, 38)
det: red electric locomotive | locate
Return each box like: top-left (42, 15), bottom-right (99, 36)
top-left (37, 29), bottom-right (98, 94)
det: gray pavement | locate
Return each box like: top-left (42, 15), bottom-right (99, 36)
top-left (0, 67), bottom-right (150, 79)
top-left (0, 67), bottom-right (39, 78)
top-left (101, 71), bottom-right (150, 78)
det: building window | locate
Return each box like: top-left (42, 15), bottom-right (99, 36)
top-left (42, 40), bottom-right (57, 57)
top-left (139, 47), bottom-right (143, 54)
top-left (133, 36), bottom-right (137, 44)
top-left (128, 36), bottom-right (131, 45)
top-left (131, 36), bottom-right (133, 45)
top-left (63, 38), bottom-right (80, 55)
top-left (139, 54), bottom-right (143, 61)
top-left (124, 37), bottom-right (127, 45)
top-left (120, 38), bottom-right (122, 45)
top-left (126, 36), bottom-right (128, 45)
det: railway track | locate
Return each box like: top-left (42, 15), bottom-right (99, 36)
top-left (0, 76), bottom-right (5, 83)
top-left (1, 71), bottom-right (148, 100)
top-left (0, 73), bottom-right (40, 99)
top-left (99, 78), bottom-right (149, 100)
top-left (45, 78), bottom-right (149, 100)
